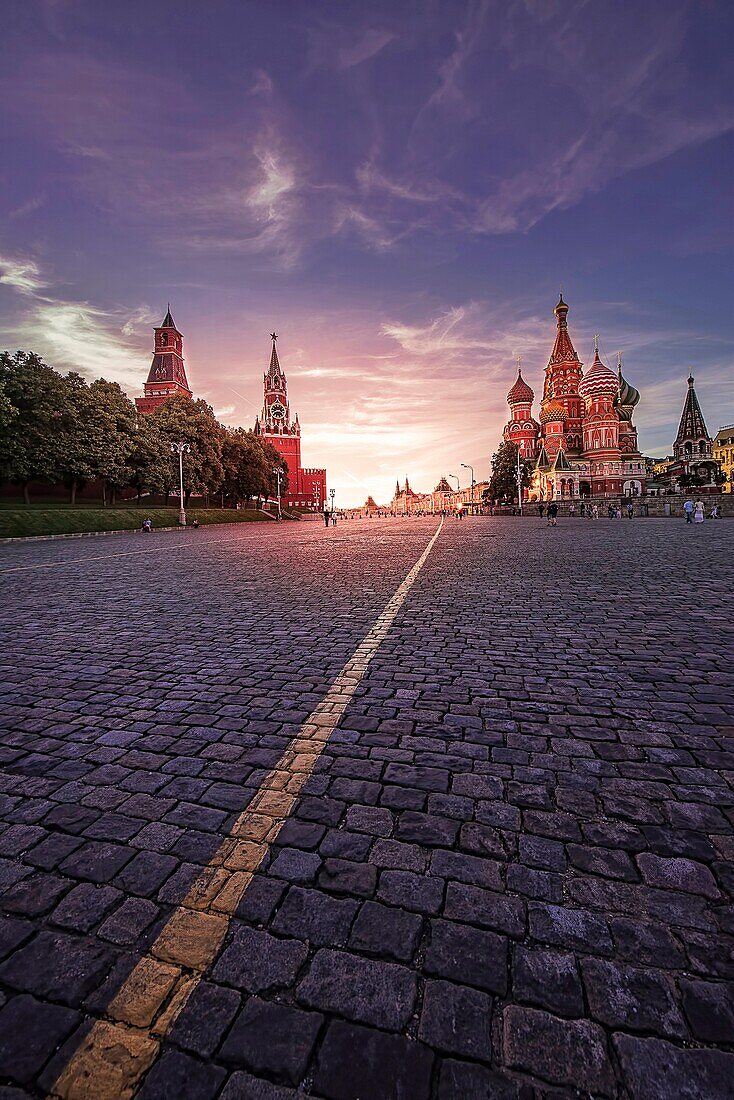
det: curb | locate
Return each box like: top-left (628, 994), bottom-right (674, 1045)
top-left (0, 520), bottom-right (272, 545)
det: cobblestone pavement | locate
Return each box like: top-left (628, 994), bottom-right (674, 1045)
top-left (0, 515), bottom-right (733, 1099)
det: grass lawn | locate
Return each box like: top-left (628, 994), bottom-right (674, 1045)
top-left (0, 506), bottom-right (271, 539)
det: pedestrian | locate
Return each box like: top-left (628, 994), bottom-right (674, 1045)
top-left (192, 519), bottom-right (200, 529)
top-left (323, 509), bottom-right (330, 527)
top-left (615, 507), bottom-right (622, 519)
top-left (579, 502), bottom-right (585, 517)
top-left (694, 499), bottom-right (705, 524)
top-left (538, 503), bottom-right (545, 519)
top-left (142, 518), bottom-right (152, 533)
top-left (710, 504), bottom-right (719, 519)
top-left (547, 502), bottom-right (559, 527)
top-left (683, 498), bottom-right (694, 523)
top-left (627, 502), bottom-right (634, 519)
top-left (592, 504), bottom-right (599, 519)
top-left (608, 503), bottom-right (615, 519)
top-left (569, 503), bottom-right (576, 518)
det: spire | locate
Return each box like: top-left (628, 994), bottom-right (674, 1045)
top-left (265, 331), bottom-right (285, 383)
top-left (674, 372), bottom-right (711, 454)
top-left (161, 304), bottom-right (176, 329)
top-left (548, 293), bottom-right (579, 365)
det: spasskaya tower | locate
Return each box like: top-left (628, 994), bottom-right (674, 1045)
top-left (254, 333), bottom-right (327, 510)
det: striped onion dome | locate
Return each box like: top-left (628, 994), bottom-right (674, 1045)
top-left (579, 348), bottom-right (619, 400)
top-left (539, 399), bottom-right (567, 424)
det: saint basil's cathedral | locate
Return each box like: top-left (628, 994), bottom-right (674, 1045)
top-left (135, 312), bottom-right (327, 510)
top-left (503, 295), bottom-right (647, 500)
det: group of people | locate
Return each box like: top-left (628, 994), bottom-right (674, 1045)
top-left (683, 498), bottom-right (718, 523)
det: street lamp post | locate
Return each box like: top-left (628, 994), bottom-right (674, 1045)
top-left (273, 466), bottom-right (283, 521)
top-left (170, 442), bottom-right (191, 526)
top-left (461, 462), bottom-right (475, 515)
top-left (515, 449), bottom-right (526, 516)
top-left (448, 473), bottom-right (460, 512)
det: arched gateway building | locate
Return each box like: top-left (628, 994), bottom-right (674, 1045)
top-left (503, 296), bottom-right (647, 500)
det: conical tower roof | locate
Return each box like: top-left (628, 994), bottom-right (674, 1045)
top-left (161, 304), bottom-right (176, 329)
top-left (674, 373), bottom-right (710, 449)
top-left (552, 448), bottom-right (572, 471)
top-left (535, 445), bottom-right (551, 471)
top-left (267, 332), bottom-right (284, 380)
top-left (548, 293), bottom-right (580, 366)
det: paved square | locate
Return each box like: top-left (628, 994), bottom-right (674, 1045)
top-left (1, 516), bottom-right (733, 1098)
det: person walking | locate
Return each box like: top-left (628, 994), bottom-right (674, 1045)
top-left (547, 502), bottom-right (559, 527)
top-left (627, 502), bottom-right (634, 519)
top-left (538, 503), bottom-right (545, 519)
top-left (710, 504), bottom-right (719, 519)
top-left (683, 498), bottom-right (694, 523)
top-left (323, 509), bottom-right (330, 527)
top-left (694, 499), bottom-right (705, 524)
top-left (569, 503), bottom-right (576, 518)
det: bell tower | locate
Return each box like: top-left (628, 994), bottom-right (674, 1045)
top-left (254, 332), bottom-right (303, 493)
top-left (135, 306), bottom-right (193, 414)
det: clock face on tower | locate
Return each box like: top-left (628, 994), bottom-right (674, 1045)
top-left (270, 401), bottom-right (286, 420)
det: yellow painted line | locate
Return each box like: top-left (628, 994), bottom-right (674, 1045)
top-left (49, 517), bottom-right (444, 1100)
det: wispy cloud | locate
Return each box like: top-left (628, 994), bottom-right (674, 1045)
top-left (0, 253), bottom-right (148, 387)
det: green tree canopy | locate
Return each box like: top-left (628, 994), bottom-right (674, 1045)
top-left (485, 441), bottom-right (531, 503)
top-left (0, 351), bottom-right (71, 502)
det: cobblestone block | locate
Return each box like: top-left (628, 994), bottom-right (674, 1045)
top-left (581, 958), bottom-right (686, 1038)
top-left (418, 978), bottom-right (493, 1059)
top-left (212, 927), bottom-right (308, 993)
top-left (220, 998), bottom-right (322, 1084)
top-left (297, 948), bottom-right (416, 1028)
top-left (613, 1033), bottom-right (734, 1100)
top-left (314, 1020), bottom-right (434, 1100)
top-left (349, 899), bottom-right (422, 962)
top-left (137, 1049), bottom-right (225, 1100)
top-left (0, 994), bottom-right (79, 1086)
top-left (502, 1005), bottom-right (614, 1095)
top-left (425, 919), bottom-right (507, 994)
top-left (679, 977), bottom-right (734, 1042)
top-left (169, 980), bottom-right (240, 1057)
top-left (512, 947), bottom-right (584, 1017)
top-left (272, 886), bottom-right (358, 945)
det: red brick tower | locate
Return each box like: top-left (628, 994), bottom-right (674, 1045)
top-left (135, 307), bottom-right (192, 414)
top-left (503, 361), bottom-right (540, 458)
top-left (579, 336), bottom-right (623, 495)
top-left (541, 295), bottom-right (584, 454)
top-left (254, 333), bottom-right (327, 509)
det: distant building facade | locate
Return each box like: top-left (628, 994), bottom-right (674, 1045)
top-left (502, 295), bottom-right (646, 500)
top-left (135, 307), bottom-right (193, 415)
top-left (253, 334), bottom-right (327, 510)
top-left (714, 426), bottom-right (734, 493)
top-left (652, 375), bottom-right (720, 492)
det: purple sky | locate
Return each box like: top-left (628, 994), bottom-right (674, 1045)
top-left (1, 0), bottom-right (733, 505)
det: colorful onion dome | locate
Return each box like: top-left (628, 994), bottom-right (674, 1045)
top-left (615, 365), bottom-right (640, 408)
top-left (507, 369), bottom-right (534, 405)
top-left (540, 399), bottom-right (567, 424)
top-left (579, 347), bottom-right (618, 400)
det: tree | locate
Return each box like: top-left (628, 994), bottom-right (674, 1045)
top-left (260, 440), bottom-right (290, 500)
top-left (151, 395), bottom-right (225, 505)
top-left (86, 380), bottom-right (138, 505)
top-left (485, 441), bottom-right (531, 503)
top-left (0, 351), bottom-right (70, 502)
top-left (57, 372), bottom-right (96, 504)
top-left (128, 415), bottom-right (169, 504)
top-left (220, 429), bottom-right (266, 506)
